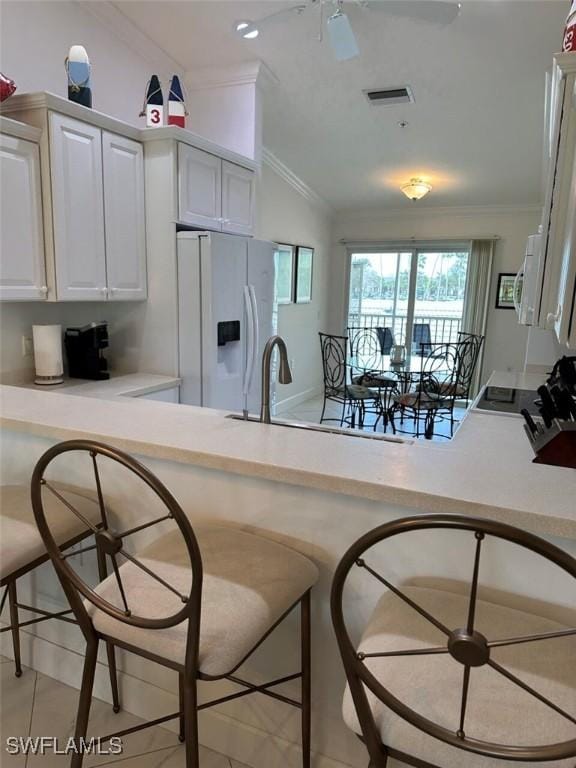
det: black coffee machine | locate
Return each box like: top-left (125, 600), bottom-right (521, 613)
top-left (64, 322), bottom-right (110, 380)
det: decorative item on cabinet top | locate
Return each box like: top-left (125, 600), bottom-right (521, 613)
top-left (65, 45), bottom-right (92, 108)
top-left (0, 72), bottom-right (16, 102)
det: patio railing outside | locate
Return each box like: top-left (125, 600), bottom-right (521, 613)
top-left (348, 313), bottom-right (462, 346)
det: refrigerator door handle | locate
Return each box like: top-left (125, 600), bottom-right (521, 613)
top-left (247, 284), bottom-right (259, 393)
top-left (243, 285), bottom-right (255, 396)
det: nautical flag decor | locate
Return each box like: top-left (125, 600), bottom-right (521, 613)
top-left (65, 45), bottom-right (92, 108)
top-left (168, 75), bottom-right (187, 128)
top-left (140, 75), bottom-right (164, 127)
top-left (0, 72), bottom-right (16, 103)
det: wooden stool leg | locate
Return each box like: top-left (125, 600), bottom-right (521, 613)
top-left (301, 591), bottom-right (311, 768)
top-left (8, 581), bottom-right (22, 677)
top-left (182, 676), bottom-right (199, 768)
top-left (71, 639), bottom-right (98, 768)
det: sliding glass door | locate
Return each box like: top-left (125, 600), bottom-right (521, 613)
top-left (347, 247), bottom-right (470, 354)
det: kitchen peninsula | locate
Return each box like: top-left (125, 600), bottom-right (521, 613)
top-left (1, 374), bottom-right (576, 768)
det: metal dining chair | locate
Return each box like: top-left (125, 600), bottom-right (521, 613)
top-left (390, 343), bottom-right (460, 438)
top-left (375, 328), bottom-right (394, 356)
top-left (319, 332), bottom-right (377, 428)
top-left (456, 332), bottom-right (485, 404)
top-left (331, 515), bottom-right (576, 768)
top-left (346, 328), bottom-right (398, 431)
top-left (0, 483), bottom-right (119, 710)
top-left (412, 324), bottom-right (433, 356)
top-left (31, 440), bottom-right (318, 768)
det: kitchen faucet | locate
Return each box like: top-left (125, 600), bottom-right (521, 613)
top-left (260, 335), bottom-right (292, 423)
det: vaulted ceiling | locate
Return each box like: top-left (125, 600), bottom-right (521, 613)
top-left (112, 1), bottom-right (568, 210)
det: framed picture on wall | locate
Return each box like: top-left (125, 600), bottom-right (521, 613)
top-left (295, 246), bottom-right (314, 304)
top-left (495, 273), bottom-right (516, 309)
top-left (274, 244), bottom-right (295, 304)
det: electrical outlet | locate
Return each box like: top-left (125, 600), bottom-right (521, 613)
top-left (21, 336), bottom-right (33, 358)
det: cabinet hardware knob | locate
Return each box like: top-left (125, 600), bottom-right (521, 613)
top-left (40, 286), bottom-right (48, 293)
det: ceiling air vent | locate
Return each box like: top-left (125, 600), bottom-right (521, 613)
top-left (364, 86), bottom-right (414, 106)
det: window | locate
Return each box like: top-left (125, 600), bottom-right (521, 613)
top-left (347, 246), bottom-right (471, 352)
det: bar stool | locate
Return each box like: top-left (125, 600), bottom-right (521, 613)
top-left (31, 439), bottom-right (319, 768)
top-left (331, 515), bottom-right (576, 768)
top-left (0, 484), bottom-right (119, 710)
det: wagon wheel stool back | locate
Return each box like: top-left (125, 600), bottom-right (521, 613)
top-left (31, 440), bottom-right (318, 768)
top-left (330, 515), bottom-right (576, 768)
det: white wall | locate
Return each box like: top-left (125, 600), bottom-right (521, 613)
top-left (256, 163), bottom-right (334, 411)
top-left (331, 206), bottom-right (542, 382)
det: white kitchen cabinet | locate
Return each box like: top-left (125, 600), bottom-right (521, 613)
top-left (178, 143), bottom-right (222, 229)
top-left (177, 143), bottom-right (255, 235)
top-left (0, 93), bottom-right (147, 303)
top-left (50, 113), bottom-right (107, 301)
top-left (536, 54), bottom-right (576, 346)
top-left (222, 160), bottom-right (255, 236)
top-left (0, 129), bottom-right (46, 300)
top-left (102, 132), bottom-right (147, 300)
top-left (551, 148), bottom-right (576, 347)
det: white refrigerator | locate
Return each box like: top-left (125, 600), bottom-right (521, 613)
top-left (177, 231), bottom-right (277, 413)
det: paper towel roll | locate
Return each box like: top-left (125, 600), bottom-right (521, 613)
top-left (33, 325), bottom-right (64, 384)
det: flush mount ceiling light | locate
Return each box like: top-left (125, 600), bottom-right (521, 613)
top-left (401, 178), bottom-right (432, 201)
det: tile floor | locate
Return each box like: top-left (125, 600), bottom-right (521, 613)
top-left (0, 657), bottom-right (248, 768)
top-left (281, 395), bottom-right (467, 442)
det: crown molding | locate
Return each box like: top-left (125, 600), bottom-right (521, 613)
top-left (79, 1), bottom-right (185, 76)
top-left (186, 61), bottom-right (279, 92)
top-left (262, 147), bottom-right (333, 216)
top-left (336, 203), bottom-right (543, 220)
top-left (0, 116), bottom-right (42, 143)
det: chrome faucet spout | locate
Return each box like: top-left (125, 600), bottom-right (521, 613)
top-left (260, 335), bottom-right (292, 423)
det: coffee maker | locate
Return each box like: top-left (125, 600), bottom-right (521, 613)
top-left (64, 322), bottom-right (110, 380)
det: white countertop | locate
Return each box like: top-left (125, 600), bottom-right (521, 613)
top-left (1, 372), bottom-right (575, 539)
top-left (14, 373), bottom-right (181, 399)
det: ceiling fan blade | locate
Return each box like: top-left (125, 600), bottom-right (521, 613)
top-left (327, 10), bottom-right (360, 61)
top-left (363, 1), bottom-right (462, 26)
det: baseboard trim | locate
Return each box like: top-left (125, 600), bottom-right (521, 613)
top-left (274, 386), bottom-right (322, 415)
top-left (0, 628), bottom-right (353, 768)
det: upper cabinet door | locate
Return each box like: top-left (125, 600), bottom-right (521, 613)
top-left (178, 144), bottom-right (222, 229)
top-left (102, 132), bottom-right (147, 301)
top-left (221, 161), bottom-right (255, 236)
top-left (49, 113), bottom-right (107, 301)
top-left (0, 134), bottom-right (47, 300)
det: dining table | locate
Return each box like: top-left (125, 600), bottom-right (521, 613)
top-left (349, 353), bottom-right (429, 393)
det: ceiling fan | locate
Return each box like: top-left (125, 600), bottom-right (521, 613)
top-left (234, 1), bottom-right (462, 61)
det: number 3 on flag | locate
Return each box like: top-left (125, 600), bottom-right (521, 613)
top-left (146, 105), bottom-right (164, 127)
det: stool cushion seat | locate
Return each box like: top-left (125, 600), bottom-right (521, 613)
top-left (343, 585), bottom-right (576, 768)
top-left (87, 525), bottom-right (319, 677)
top-left (0, 484), bottom-right (100, 581)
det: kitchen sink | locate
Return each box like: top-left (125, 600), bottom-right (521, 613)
top-left (226, 413), bottom-right (411, 443)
